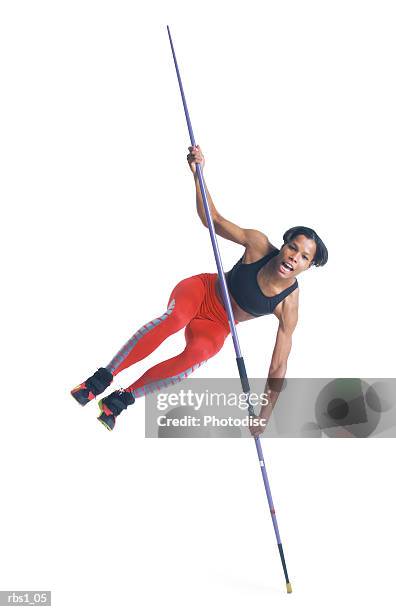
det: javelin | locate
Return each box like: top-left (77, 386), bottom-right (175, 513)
top-left (166, 25), bottom-right (292, 594)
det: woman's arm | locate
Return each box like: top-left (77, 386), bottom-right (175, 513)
top-left (249, 292), bottom-right (299, 436)
top-left (187, 145), bottom-right (269, 249)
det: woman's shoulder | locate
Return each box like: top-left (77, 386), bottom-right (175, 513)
top-left (273, 285), bottom-right (299, 323)
top-left (242, 230), bottom-right (277, 264)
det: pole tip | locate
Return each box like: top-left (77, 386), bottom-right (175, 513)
top-left (286, 582), bottom-right (292, 594)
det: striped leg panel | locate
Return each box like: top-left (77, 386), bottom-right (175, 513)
top-left (132, 359), bottom-right (207, 398)
top-left (106, 299), bottom-right (176, 374)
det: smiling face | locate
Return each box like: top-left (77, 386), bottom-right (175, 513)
top-left (277, 234), bottom-right (317, 278)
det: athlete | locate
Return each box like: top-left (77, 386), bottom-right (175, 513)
top-left (71, 145), bottom-right (328, 433)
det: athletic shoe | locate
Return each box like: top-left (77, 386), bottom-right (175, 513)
top-left (97, 389), bottom-right (135, 431)
top-left (70, 367), bottom-right (113, 406)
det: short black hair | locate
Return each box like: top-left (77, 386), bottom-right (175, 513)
top-left (282, 226), bottom-right (328, 267)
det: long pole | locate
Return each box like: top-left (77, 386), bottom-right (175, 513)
top-left (166, 25), bottom-right (292, 594)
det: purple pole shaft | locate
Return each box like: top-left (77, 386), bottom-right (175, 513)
top-left (166, 25), bottom-right (291, 590)
top-left (166, 26), bottom-right (241, 358)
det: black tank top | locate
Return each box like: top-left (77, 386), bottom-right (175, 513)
top-left (225, 248), bottom-right (298, 317)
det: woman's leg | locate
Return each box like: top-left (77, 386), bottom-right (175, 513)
top-left (124, 317), bottom-right (229, 397)
top-left (108, 275), bottom-right (207, 376)
top-left (71, 275), bottom-right (206, 406)
top-left (96, 317), bottom-right (229, 430)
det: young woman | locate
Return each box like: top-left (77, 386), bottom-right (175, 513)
top-left (71, 146), bottom-right (328, 433)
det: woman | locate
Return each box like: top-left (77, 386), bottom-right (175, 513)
top-left (71, 146), bottom-right (328, 432)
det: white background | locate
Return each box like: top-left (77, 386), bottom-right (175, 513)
top-left (1, 1), bottom-right (395, 610)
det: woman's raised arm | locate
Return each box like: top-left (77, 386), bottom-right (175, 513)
top-left (187, 145), bottom-right (269, 249)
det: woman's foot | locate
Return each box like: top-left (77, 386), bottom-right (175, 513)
top-left (97, 390), bottom-right (135, 431)
top-left (70, 367), bottom-right (113, 406)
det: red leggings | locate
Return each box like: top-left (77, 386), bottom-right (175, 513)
top-left (106, 273), bottom-right (235, 398)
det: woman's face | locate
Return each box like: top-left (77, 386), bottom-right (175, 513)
top-left (278, 234), bottom-right (317, 278)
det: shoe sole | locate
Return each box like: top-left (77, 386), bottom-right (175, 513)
top-left (70, 385), bottom-right (95, 407)
top-left (97, 399), bottom-right (115, 431)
